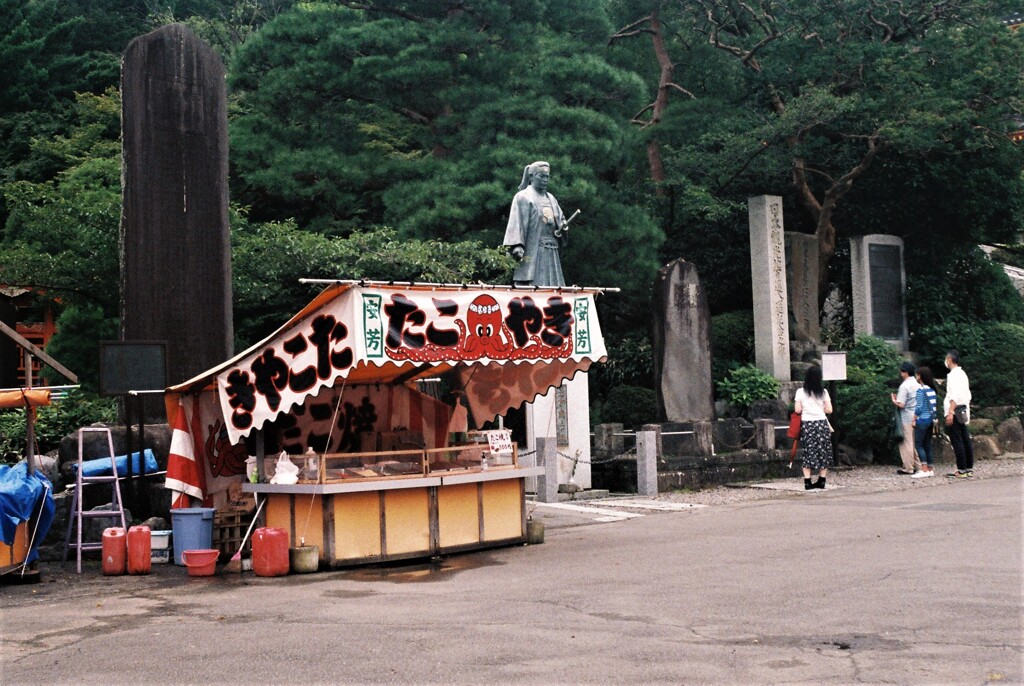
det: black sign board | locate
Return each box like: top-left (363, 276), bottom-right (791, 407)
top-left (868, 244), bottom-right (904, 339)
top-left (99, 341), bottom-right (167, 396)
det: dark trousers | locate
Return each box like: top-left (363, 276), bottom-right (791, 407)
top-left (948, 420), bottom-right (974, 471)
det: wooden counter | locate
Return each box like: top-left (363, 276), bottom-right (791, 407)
top-left (243, 466), bottom-right (544, 567)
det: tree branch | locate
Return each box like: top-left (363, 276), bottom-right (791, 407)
top-left (335, 1), bottom-right (427, 22)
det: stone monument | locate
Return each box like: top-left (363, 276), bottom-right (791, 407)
top-left (120, 24), bottom-right (232, 398)
top-left (652, 259), bottom-right (714, 422)
top-left (784, 232), bottom-right (820, 343)
top-left (748, 195), bottom-right (791, 380)
top-left (850, 234), bottom-right (908, 350)
top-left (503, 161), bottom-right (591, 489)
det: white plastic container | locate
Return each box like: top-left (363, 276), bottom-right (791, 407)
top-left (150, 530), bottom-right (171, 550)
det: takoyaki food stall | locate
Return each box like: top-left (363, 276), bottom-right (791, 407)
top-left (164, 281), bottom-right (607, 567)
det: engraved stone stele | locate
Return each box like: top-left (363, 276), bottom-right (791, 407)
top-left (120, 24), bottom-right (232, 397)
top-left (652, 258), bottom-right (714, 422)
top-left (784, 232), bottom-right (820, 343)
top-left (748, 195), bottom-right (791, 380)
top-left (849, 234), bottom-right (908, 351)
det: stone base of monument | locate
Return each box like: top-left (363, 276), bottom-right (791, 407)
top-left (592, 449), bottom-right (798, 494)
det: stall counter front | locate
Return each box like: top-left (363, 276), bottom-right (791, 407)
top-left (243, 465), bottom-right (543, 567)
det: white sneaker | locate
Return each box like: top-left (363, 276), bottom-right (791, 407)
top-left (911, 470), bottom-right (932, 479)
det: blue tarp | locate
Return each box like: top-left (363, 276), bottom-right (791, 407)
top-left (0, 462), bottom-right (55, 565)
top-left (74, 449), bottom-right (159, 478)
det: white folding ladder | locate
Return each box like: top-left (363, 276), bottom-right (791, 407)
top-left (62, 427), bottom-right (128, 573)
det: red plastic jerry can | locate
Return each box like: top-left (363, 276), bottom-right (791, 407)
top-left (127, 525), bottom-right (152, 575)
top-left (102, 527), bottom-right (127, 575)
top-left (252, 527), bottom-right (289, 577)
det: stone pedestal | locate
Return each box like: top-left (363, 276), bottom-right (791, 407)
top-left (850, 234), bottom-right (908, 350)
top-left (749, 196), bottom-right (791, 380)
top-left (524, 373), bottom-right (591, 489)
top-left (652, 259), bottom-right (714, 422)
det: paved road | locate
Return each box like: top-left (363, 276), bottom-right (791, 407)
top-left (2, 475), bottom-right (1021, 685)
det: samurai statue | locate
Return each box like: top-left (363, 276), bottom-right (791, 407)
top-left (502, 161), bottom-right (568, 288)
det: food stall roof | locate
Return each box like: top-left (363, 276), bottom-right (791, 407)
top-left (167, 281), bottom-right (609, 444)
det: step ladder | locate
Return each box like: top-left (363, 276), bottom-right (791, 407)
top-left (62, 427), bottom-right (128, 573)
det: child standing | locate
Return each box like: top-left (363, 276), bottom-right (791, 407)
top-left (911, 366), bottom-right (938, 478)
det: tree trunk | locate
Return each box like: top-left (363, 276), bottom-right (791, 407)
top-left (646, 8), bottom-right (672, 196)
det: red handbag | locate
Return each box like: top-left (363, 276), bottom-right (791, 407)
top-left (786, 412), bottom-right (801, 439)
top-left (786, 412), bottom-right (801, 464)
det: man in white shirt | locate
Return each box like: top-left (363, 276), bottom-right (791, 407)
top-left (943, 350), bottom-right (974, 478)
top-left (891, 361), bottom-right (921, 475)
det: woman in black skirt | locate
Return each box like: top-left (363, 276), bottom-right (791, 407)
top-left (795, 364), bottom-right (833, 490)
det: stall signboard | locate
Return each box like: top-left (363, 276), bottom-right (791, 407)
top-left (187, 286), bottom-right (606, 444)
top-left (486, 430), bottom-right (515, 457)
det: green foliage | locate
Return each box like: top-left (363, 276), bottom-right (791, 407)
top-left (0, 390), bottom-right (117, 463)
top-left (591, 333), bottom-right (653, 394)
top-left (228, 0), bottom-right (663, 313)
top-left (846, 335), bottom-right (903, 381)
top-left (710, 310), bottom-right (754, 383)
top-left (42, 304), bottom-right (118, 392)
top-left (1, 0), bottom-right (1024, 408)
top-left (916, 320), bottom-right (1024, 409)
top-left (231, 218), bottom-right (515, 347)
top-left (0, 89), bottom-right (122, 317)
top-left (906, 247), bottom-right (1024, 337)
top-left (834, 378), bottom-right (895, 455)
top-left (600, 385), bottom-right (657, 430)
top-left (714, 365), bottom-right (780, 409)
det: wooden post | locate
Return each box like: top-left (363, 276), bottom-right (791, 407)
top-left (23, 349), bottom-right (35, 476)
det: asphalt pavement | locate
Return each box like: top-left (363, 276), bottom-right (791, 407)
top-left (2, 472), bottom-right (1021, 685)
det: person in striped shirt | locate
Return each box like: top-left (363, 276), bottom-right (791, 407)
top-left (911, 366), bottom-right (939, 478)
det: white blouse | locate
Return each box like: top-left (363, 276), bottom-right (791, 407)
top-left (795, 388), bottom-right (830, 421)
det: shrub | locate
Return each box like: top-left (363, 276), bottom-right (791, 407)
top-left (905, 246), bottom-right (1024, 334)
top-left (593, 333), bottom-right (654, 392)
top-left (601, 385), bottom-right (658, 430)
top-left (715, 365), bottom-right (780, 410)
top-left (915, 320), bottom-right (1024, 409)
top-left (846, 335), bottom-right (903, 381)
top-left (834, 378), bottom-right (896, 456)
top-left (710, 310), bottom-right (754, 383)
top-left (0, 390), bottom-right (117, 464)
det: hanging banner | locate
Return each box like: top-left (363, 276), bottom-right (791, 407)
top-left (207, 286), bottom-right (606, 443)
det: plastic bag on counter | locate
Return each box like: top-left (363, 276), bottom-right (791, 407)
top-left (269, 452), bottom-right (299, 485)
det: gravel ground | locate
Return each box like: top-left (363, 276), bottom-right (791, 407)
top-left (650, 454), bottom-right (1024, 508)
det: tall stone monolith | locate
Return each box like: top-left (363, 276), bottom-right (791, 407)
top-left (120, 24), bottom-right (232, 398)
top-left (784, 232), bottom-right (820, 343)
top-left (652, 259), bottom-right (714, 422)
top-left (749, 195), bottom-right (790, 380)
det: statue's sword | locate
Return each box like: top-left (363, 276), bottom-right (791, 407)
top-left (554, 209), bottom-right (581, 238)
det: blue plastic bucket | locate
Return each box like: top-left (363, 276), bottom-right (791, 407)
top-left (170, 508), bottom-right (215, 565)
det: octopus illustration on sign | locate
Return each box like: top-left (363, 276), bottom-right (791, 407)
top-left (384, 293), bottom-right (574, 363)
